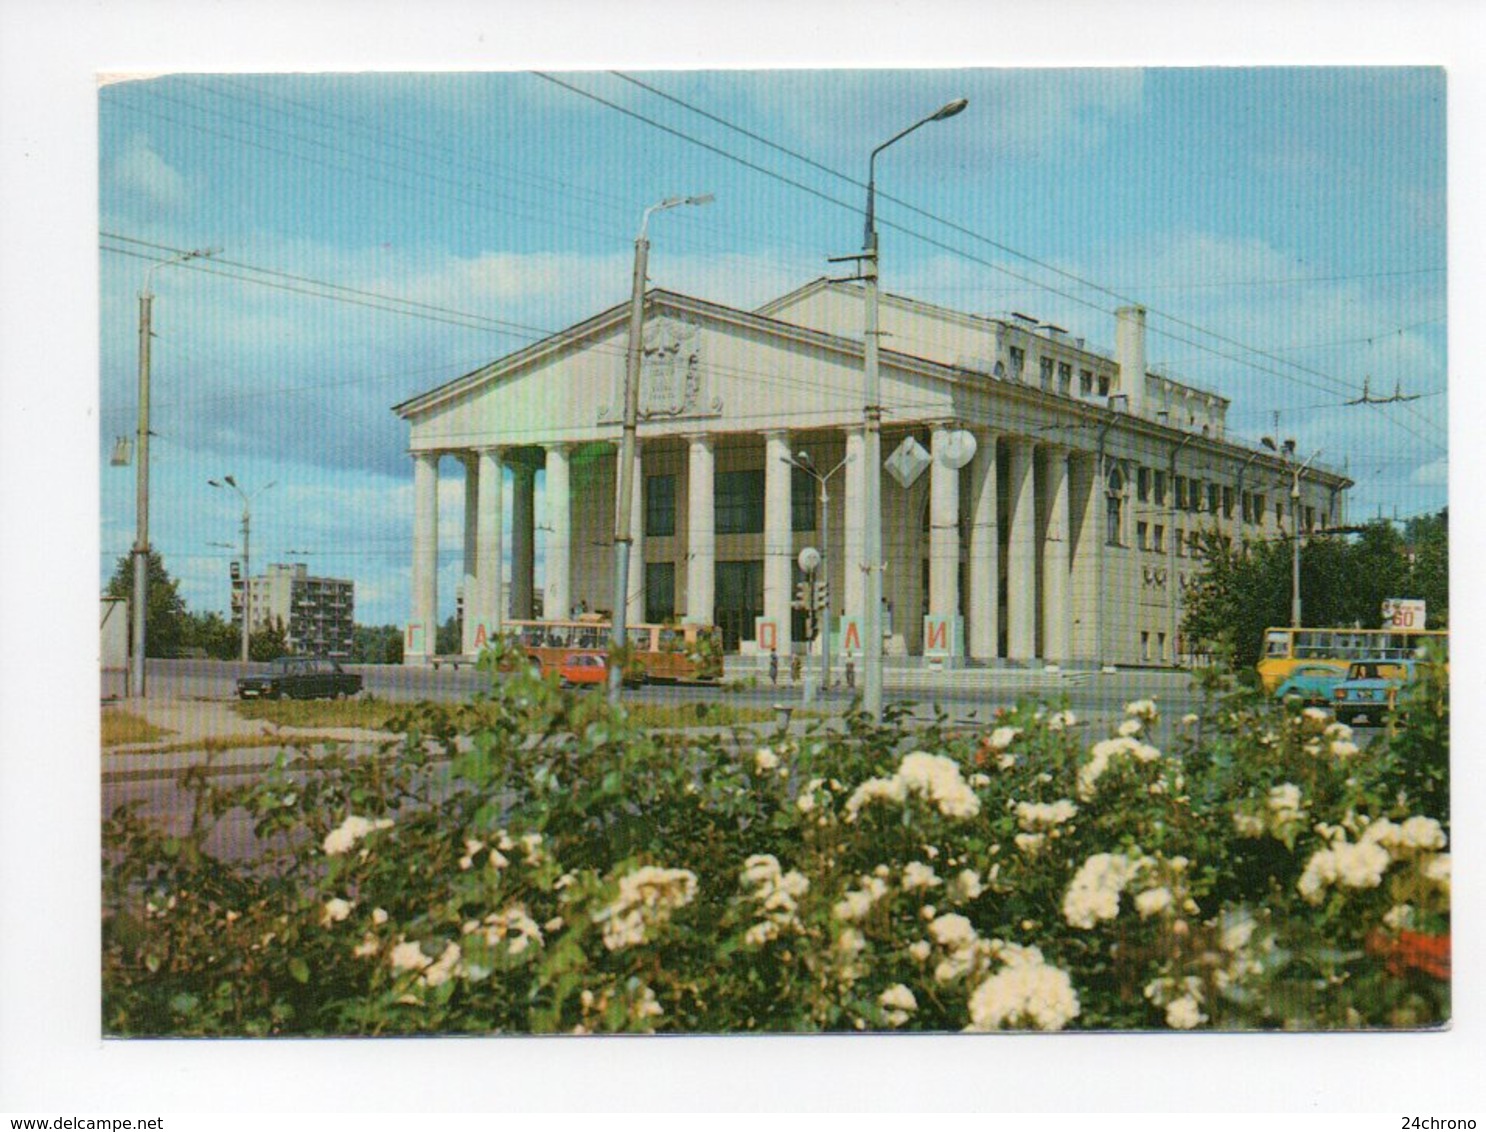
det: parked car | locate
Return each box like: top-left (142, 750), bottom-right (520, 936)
top-left (557, 652), bottom-right (609, 687)
top-left (1274, 662), bottom-right (1348, 707)
top-left (1331, 659), bottom-right (1415, 726)
top-left (237, 657), bottom-right (363, 700)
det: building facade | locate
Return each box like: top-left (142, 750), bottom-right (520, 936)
top-left (394, 280), bottom-right (1350, 667)
top-left (234, 562), bottom-right (356, 657)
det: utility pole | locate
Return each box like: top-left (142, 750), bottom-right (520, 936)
top-left (131, 248), bottom-right (216, 697)
top-left (610, 194), bottom-right (712, 704)
top-left (210, 475), bottom-right (274, 662)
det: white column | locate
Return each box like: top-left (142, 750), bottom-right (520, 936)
top-left (929, 424), bottom-right (961, 618)
top-left (411, 450), bottom-right (439, 661)
top-left (1041, 445), bottom-right (1071, 663)
top-left (461, 453), bottom-right (480, 655)
top-left (623, 443), bottom-right (645, 626)
top-left (686, 433), bottom-right (715, 624)
top-left (511, 459), bottom-right (536, 619)
top-left (545, 443), bottom-right (571, 621)
top-left (477, 447), bottom-right (504, 632)
top-left (763, 430), bottom-right (793, 655)
top-left (843, 427), bottom-right (866, 621)
top-left (967, 431), bottom-right (999, 660)
top-left (1006, 438), bottom-right (1038, 660)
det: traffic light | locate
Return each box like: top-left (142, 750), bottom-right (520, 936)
top-left (793, 582), bottom-right (811, 611)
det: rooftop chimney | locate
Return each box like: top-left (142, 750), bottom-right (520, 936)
top-left (1115, 306), bottom-right (1147, 417)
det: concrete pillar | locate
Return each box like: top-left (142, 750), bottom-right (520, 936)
top-left (1116, 306), bottom-right (1147, 417)
top-left (545, 443), bottom-right (571, 621)
top-left (1041, 445), bottom-right (1071, 663)
top-left (461, 453), bottom-right (480, 655)
top-left (928, 424), bottom-right (961, 618)
top-left (619, 443), bottom-right (645, 626)
top-left (511, 459), bottom-right (536, 620)
top-left (411, 450), bottom-right (439, 661)
top-left (967, 431), bottom-right (999, 660)
top-left (763, 430), bottom-right (793, 655)
top-left (1006, 438), bottom-right (1038, 660)
top-left (476, 447), bottom-right (504, 632)
top-left (843, 427), bottom-right (866, 622)
top-left (686, 433), bottom-right (715, 624)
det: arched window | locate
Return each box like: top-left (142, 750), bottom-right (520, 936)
top-left (1105, 465), bottom-right (1125, 547)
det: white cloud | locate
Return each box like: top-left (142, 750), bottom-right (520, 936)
top-left (108, 134), bottom-right (188, 212)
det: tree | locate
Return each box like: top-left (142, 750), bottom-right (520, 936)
top-left (1182, 511), bottom-right (1449, 671)
top-left (436, 614), bottom-right (460, 656)
top-left (180, 610), bottom-right (239, 660)
top-left (352, 624), bottom-right (404, 665)
top-left (249, 617), bottom-right (289, 662)
top-left (105, 549), bottom-right (188, 659)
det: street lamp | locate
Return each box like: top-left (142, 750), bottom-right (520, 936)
top-left (130, 246), bottom-right (216, 697)
top-left (210, 475), bottom-right (275, 663)
top-left (610, 193), bottom-right (713, 704)
top-left (784, 449), bottom-right (852, 695)
top-left (857, 97), bottom-right (968, 721)
top-left (1285, 448), bottom-right (1321, 628)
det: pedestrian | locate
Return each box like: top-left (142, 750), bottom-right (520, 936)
top-left (768, 647), bottom-right (779, 686)
top-left (790, 654), bottom-right (802, 685)
top-left (845, 658), bottom-right (855, 689)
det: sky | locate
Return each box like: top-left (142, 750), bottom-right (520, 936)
top-left (95, 65), bottom-right (1448, 627)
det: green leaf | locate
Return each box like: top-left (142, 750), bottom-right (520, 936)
top-left (288, 957), bottom-right (310, 984)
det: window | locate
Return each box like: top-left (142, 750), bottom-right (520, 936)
top-left (1141, 631), bottom-right (1150, 662)
top-left (1058, 361), bottom-right (1072, 395)
top-left (1079, 369), bottom-right (1093, 396)
top-left (1137, 521), bottom-right (1149, 550)
top-left (716, 470), bottom-right (765, 534)
top-left (1241, 492), bottom-right (1252, 523)
top-left (1254, 494), bottom-right (1266, 523)
top-left (1305, 505), bottom-right (1316, 532)
top-left (1154, 524), bottom-right (1165, 552)
top-left (1174, 476), bottom-right (1187, 512)
top-left (645, 562), bottom-right (675, 624)
top-left (1154, 470), bottom-right (1167, 506)
top-left (1105, 467), bottom-right (1125, 546)
top-left (1009, 346), bottom-right (1025, 381)
top-left (645, 474), bottom-right (676, 537)
top-left (1176, 527), bottom-right (1186, 556)
top-left (1275, 501), bottom-right (1284, 527)
top-left (1222, 486), bottom-right (1234, 519)
top-left (1208, 483), bottom-right (1220, 514)
top-left (791, 466), bottom-right (816, 532)
top-left (1188, 530), bottom-right (1202, 559)
top-left (1157, 632), bottom-right (1167, 662)
top-left (1098, 373), bottom-right (1111, 397)
top-left (1137, 467), bottom-right (1150, 503)
top-left (1039, 356), bottom-right (1055, 390)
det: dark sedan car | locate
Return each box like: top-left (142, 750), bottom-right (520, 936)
top-left (237, 657), bottom-right (363, 700)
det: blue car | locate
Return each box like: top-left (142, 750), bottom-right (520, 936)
top-left (1274, 662), bottom-right (1348, 707)
top-left (1331, 659), bottom-right (1416, 726)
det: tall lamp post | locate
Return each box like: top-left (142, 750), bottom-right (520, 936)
top-left (210, 475), bottom-right (275, 662)
top-left (1287, 447), bottom-right (1321, 628)
top-left (784, 450), bottom-right (851, 694)
top-left (610, 193), bottom-right (713, 704)
top-left (857, 97), bottom-right (967, 721)
top-left (130, 247), bottom-right (216, 697)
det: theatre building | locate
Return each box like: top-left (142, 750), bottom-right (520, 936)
top-left (393, 279), bottom-right (1350, 668)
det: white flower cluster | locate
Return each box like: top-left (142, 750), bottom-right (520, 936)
top-left (1144, 974), bottom-right (1208, 1030)
top-left (390, 938), bottom-right (462, 988)
top-left (462, 904), bottom-right (545, 956)
top-left (754, 747), bottom-right (780, 773)
top-left (927, 912), bottom-right (993, 984)
top-left (901, 861), bottom-right (942, 891)
top-left (738, 854), bottom-right (810, 946)
top-left (1045, 710), bottom-right (1078, 732)
top-left (320, 896), bottom-right (353, 925)
top-left (878, 983), bottom-right (918, 1028)
top-left (965, 943), bottom-right (1081, 1032)
top-left (1323, 721), bottom-right (1360, 758)
top-left (1076, 736), bottom-right (1162, 800)
top-left (833, 874), bottom-right (890, 923)
top-left (322, 814), bottom-right (393, 856)
top-left (1062, 852), bottom-right (1154, 929)
top-left (1124, 699), bottom-right (1160, 724)
top-left (845, 751), bottom-right (980, 821)
top-left (595, 865), bottom-right (698, 951)
top-left (1015, 798), bottom-right (1078, 831)
top-left (1298, 813), bottom-right (1449, 906)
top-left (987, 726), bottom-right (1021, 751)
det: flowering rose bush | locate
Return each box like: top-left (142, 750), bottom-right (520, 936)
top-left (103, 645), bottom-right (1448, 1035)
